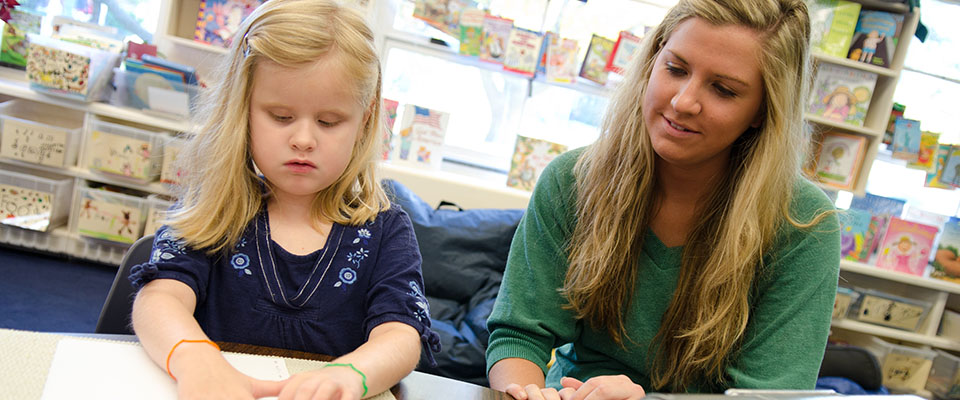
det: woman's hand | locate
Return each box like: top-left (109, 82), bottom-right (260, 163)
top-left (504, 383), bottom-right (574, 400)
top-left (276, 366), bottom-right (366, 400)
top-left (558, 375), bottom-right (646, 400)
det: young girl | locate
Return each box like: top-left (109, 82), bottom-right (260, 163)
top-left (129, 1), bottom-right (438, 399)
top-left (487, 0), bottom-right (840, 398)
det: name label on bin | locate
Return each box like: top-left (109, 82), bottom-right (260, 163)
top-left (148, 87), bottom-right (190, 117)
top-left (1, 118), bottom-right (68, 166)
top-left (0, 184), bottom-right (54, 232)
top-left (857, 294), bottom-right (926, 331)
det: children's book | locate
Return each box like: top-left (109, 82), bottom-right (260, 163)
top-left (0, 9), bottom-right (42, 69)
top-left (814, 131), bottom-right (867, 190)
top-left (502, 27), bottom-right (542, 77)
top-left (808, 63), bottom-right (877, 127)
top-left (195, 0), bottom-right (265, 48)
top-left (125, 41), bottom-right (157, 61)
top-left (925, 144), bottom-right (954, 190)
top-left (141, 54), bottom-right (199, 86)
top-left (890, 117), bottom-right (921, 161)
top-left (0, 183), bottom-right (56, 232)
top-left (808, 0), bottom-right (862, 58)
top-left (579, 34), bottom-right (615, 85)
top-left (458, 8), bottom-right (485, 56)
top-left (506, 136), bottom-right (567, 192)
top-left (413, 0), bottom-right (477, 37)
top-left (392, 105), bottom-right (449, 170)
top-left (839, 208), bottom-right (873, 262)
top-left (545, 36), bottom-right (579, 84)
top-left (875, 217), bottom-right (937, 276)
top-left (847, 10), bottom-right (904, 68)
top-left (479, 15), bottom-right (512, 64)
top-left (907, 131), bottom-right (940, 172)
top-left (535, 32), bottom-right (553, 77)
top-left (381, 98), bottom-right (400, 161)
top-left (883, 102), bottom-right (905, 145)
top-left (939, 145), bottom-right (960, 188)
top-left (605, 30), bottom-right (643, 75)
top-left (932, 216), bottom-right (960, 284)
top-left (849, 193), bottom-right (906, 259)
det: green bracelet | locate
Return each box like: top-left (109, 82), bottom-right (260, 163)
top-left (322, 362), bottom-right (368, 397)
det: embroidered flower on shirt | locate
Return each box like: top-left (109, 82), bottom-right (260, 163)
top-left (236, 237), bottom-right (247, 249)
top-left (346, 248), bottom-right (369, 267)
top-left (352, 228), bottom-right (372, 245)
top-left (407, 281), bottom-right (430, 322)
top-left (231, 253), bottom-right (252, 277)
top-left (339, 267), bottom-right (357, 284)
top-left (151, 227), bottom-right (187, 263)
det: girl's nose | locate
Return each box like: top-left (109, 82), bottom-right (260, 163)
top-left (671, 83), bottom-right (702, 115)
top-left (290, 122), bottom-right (317, 151)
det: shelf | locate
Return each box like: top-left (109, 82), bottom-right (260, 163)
top-left (832, 318), bottom-right (960, 352)
top-left (840, 259), bottom-right (960, 295)
top-left (162, 34), bottom-right (229, 56)
top-left (0, 224), bottom-right (126, 266)
top-left (812, 53), bottom-right (900, 78)
top-left (805, 113), bottom-right (885, 138)
top-left (0, 67), bottom-right (193, 133)
top-left (0, 158), bottom-right (171, 197)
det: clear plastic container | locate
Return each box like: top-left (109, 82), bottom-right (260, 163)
top-left (82, 118), bottom-right (167, 183)
top-left (142, 194), bottom-right (173, 237)
top-left (848, 287), bottom-right (932, 332)
top-left (0, 100), bottom-right (85, 167)
top-left (834, 286), bottom-right (860, 319)
top-left (927, 349), bottom-right (960, 399)
top-left (70, 182), bottom-right (147, 244)
top-left (25, 33), bottom-right (120, 102)
top-left (847, 335), bottom-right (936, 392)
top-left (109, 68), bottom-right (199, 119)
top-left (0, 165), bottom-right (73, 232)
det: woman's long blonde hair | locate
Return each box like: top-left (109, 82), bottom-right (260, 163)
top-left (166, 0), bottom-right (388, 253)
top-left (563, 0), bottom-right (814, 391)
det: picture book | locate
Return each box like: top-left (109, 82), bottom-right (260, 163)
top-left (381, 98), bottom-right (400, 161)
top-left (125, 41), bottom-right (157, 61)
top-left (502, 27), bottom-right (542, 77)
top-left (0, 183), bottom-right (55, 232)
top-left (506, 136), bottom-right (567, 191)
top-left (847, 10), bottom-right (904, 68)
top-left (814, 131), bottom-right (867, 190)
top-left (932, 216), bottom-right (960, 284)
top-left (86, 129), bottom-right (155, 181)
top-left (606, 30), bottom-right (643, 75)
top-left (883, 102), bottom-right (905, 145)
top-left (0, 9), bottom-right (42, 69)
top-left (545, 36), bottom-right (579, 84)
top-left (579, 34), bottom-right (615, 85)
top-left (141, 54), bottom-right (199, 86)
top-left (413, 0), bottom-right (477, 37)
top-left (458, 8), bottom-right (485, 56)
top-left (536, 32), bottom-right (553, 77)
top-left (75, 188), bottom-right (142, 244)
top-left (195, 0), bottom-right (265, 48)
top-left (907, 131), bottom-right (940, 172)
top-left (479, 15), bottom-right (512, 64)
top-left (875, 217), bottom-right (937, 276)
top-left (890, 117), bottom-right (921, 161)
top-left (849, 193), bottom-right (906, 258)
top-left (939, 145), bottom-right (960, 188)
top-left (839, 208), bottom-right (873, 262)
top-left (925, 144), bottom-right (954, 190)
top-left (808, 63), bottom-right (877, 127)
top-left (808, 0), bottom-right (862, 58)
top-left (392, 104), bottom-right (449, 170)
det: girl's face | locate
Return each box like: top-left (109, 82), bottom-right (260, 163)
top-left (642, 18), bottom-right (765, 171)
top-left (248, 55), bottom-right (367, 204)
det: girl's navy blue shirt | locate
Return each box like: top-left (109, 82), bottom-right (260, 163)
top-left (130, 204), bottom-right (439, 361)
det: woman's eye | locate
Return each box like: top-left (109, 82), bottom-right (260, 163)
top-left (665, 63), bottom-right (685, 76)
top-left (714, 85), bottom-right (738, 98)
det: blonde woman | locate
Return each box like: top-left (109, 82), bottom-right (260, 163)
top-left (486, 0), bottom-right (840, 398)
top-left (129, 1), bottom-right (438, 399)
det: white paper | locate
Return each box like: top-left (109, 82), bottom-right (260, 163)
top-left (41, 338), bottom-right (289, 400)
top-left (147, 86), bottom-right (190, 117)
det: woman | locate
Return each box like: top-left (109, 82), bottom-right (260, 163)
top-left (485, 0), bottom-right (841, 399)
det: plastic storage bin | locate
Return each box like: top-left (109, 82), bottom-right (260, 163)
top-left (0, 165), bottom-right (73, 232)
top-left (160, 136), bottom-right (186, 186)
top-left (847, 335), bottom-right (936, 392)
top-left (848, 287), bottom-right (932, 332)
top-left (0, 100), bottom-right (85, 167)
top-left (25, 33), bottom-right (119, 102)
top-left (927, 349), bottom-right (960, 399)
top-left (82, 118), bottom-right (167, 182)
top-left (142, 194), bottom-right (173, 237)
top-left (834, 286), bottom-right (860, 319)
top-left (70, 182), bottom-right (147, 244)
top-left (110, 68), bottom-right (199, 119)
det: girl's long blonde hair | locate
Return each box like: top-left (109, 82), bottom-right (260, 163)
top-left (563, 0), bottom-right (814, 391)
top-left (167, 0), bottom-right (388, 253)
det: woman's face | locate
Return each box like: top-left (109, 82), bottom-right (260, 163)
top-left (642, 17), bottom-right (765, 171)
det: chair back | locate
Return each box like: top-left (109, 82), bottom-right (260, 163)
top-left (95, 234), bottom-right (154, 334)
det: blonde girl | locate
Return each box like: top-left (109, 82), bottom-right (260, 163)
top-left (130, 1), bottom-right (438, 399)
top-left (486, 0), bottom-right (840, 398)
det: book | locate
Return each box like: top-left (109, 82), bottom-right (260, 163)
top-left (938, 145), bottom-right (960, 188)
top-left (535, 32), bottom-right (553, 77)
top-left (458, 8), bottom-right (485, 56)
top-left (506, 136), bottom-right (568, 191)
top-left (907, 131), bottom-right (940, 172)
top-left (849, 193), bottom-right (906, 258)
top-left (502, 27), bottom-right (542, 77)
top-left (925, 144), bottom-right (954, 190)
top-left (839, 208), bottom-right (873, 262)
top-left (381, 98), bottom-right (400, 161)
top-left (932, 217), bottom-right (960, 284)
top-left (195, 0), bottom-right (265, 48)
top-left (808, 63), bottom-right (877, 127)
top-left (883, 102), bottom-right (905, 145)
top-left (605, 30), bottom-right (643, 75)
top-left (392, 104), bottom-right (449, 170)
top-left (141, 54), bottom-right (199, 86)
top-left (479, 15), bottom-right (512, 64)
top-left (890, 117), bottom-right (921, 161)
top-left (545, 36), bottom-right (579, 84)
top-left (814, 131), bottom-right (867, 190)
top-left (579, 34), bottom-right (615, 85)
top-left (125, 41), bottom-right (157, 61)
top-left (0, 9), bottom-right (42, 69)
top-left (808, 0), bottom-right (862, 58)
top-left (413, 0), bottom-right (477, 37)
top-left (875, 217), bottom-right (938, 276)
top-left (847, 10), bottom-right (904, 68)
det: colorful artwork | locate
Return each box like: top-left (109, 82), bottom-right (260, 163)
top-left (0, 117), bottom-right (70, 166)
top-left (506, 136), bottom-right (567, 191)
top-left (875, 217), bottom-right (938, 276)
top-left (502, 27), bottom-right (542, 77)
top-left (195, 0), bottom-right (265, 48)
top-left (814, 131), bottom-right (866, 190)
top-left (86, 130), bottom-right (155, 181)
top-left (0, 184), bottom-right (54, 231)
top-left (545, 37), bottom-right (579, 84)
top-left (606, 30), bottom-right (643, 75)
top-left (393, 105), bottom-right (449, 170)
top-left (478, 15), bottom-right (512, 64)
top-left (579, 34), bottom-right (615, 85)
top-left (0, 9), bottom-right (42, 68)
top-left (76, 192), bottom-right (142, 244)
top-left (839, 208), bottom-right (872, 262)
top-left (458, 8), bottom-right (485, 56)
top-left (26, 42), bottom-right (91, 95)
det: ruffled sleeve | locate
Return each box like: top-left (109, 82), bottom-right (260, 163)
top-left (128, 226), bottom-right (214, 303)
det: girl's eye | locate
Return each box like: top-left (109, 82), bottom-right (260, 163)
top-left (271, 113), bottom-right (292, 122)
top-left (318, 120), bottom-right (338, 127)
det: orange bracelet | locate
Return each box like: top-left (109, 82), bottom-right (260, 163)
top-left (165, 339), bottom-right (220, 381)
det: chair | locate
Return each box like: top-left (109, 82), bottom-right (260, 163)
top-left (95, 234), bottom-right (154, 334)
top-left (817, 343), bottom-right (884, 392)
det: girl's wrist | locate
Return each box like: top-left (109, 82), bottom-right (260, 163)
top-left (321, 363), bottom-right (368, 397)
top-left (166, 339), bottom-right (222, 381)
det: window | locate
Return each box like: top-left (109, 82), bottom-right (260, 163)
top-left (16, 0), bottom-right (160, 43)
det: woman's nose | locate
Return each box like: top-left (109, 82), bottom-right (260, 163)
top-left (671, 83), bottom-right (702, 115)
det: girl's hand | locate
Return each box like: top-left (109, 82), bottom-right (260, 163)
top-left (174, 353), bottom-right (285, 400)
top-left (503, 383), bottom-right (575, 400)
top-left (559, 376), bottom-right (646, 400)
top-left (277, 366), bottom-right (365, 400)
